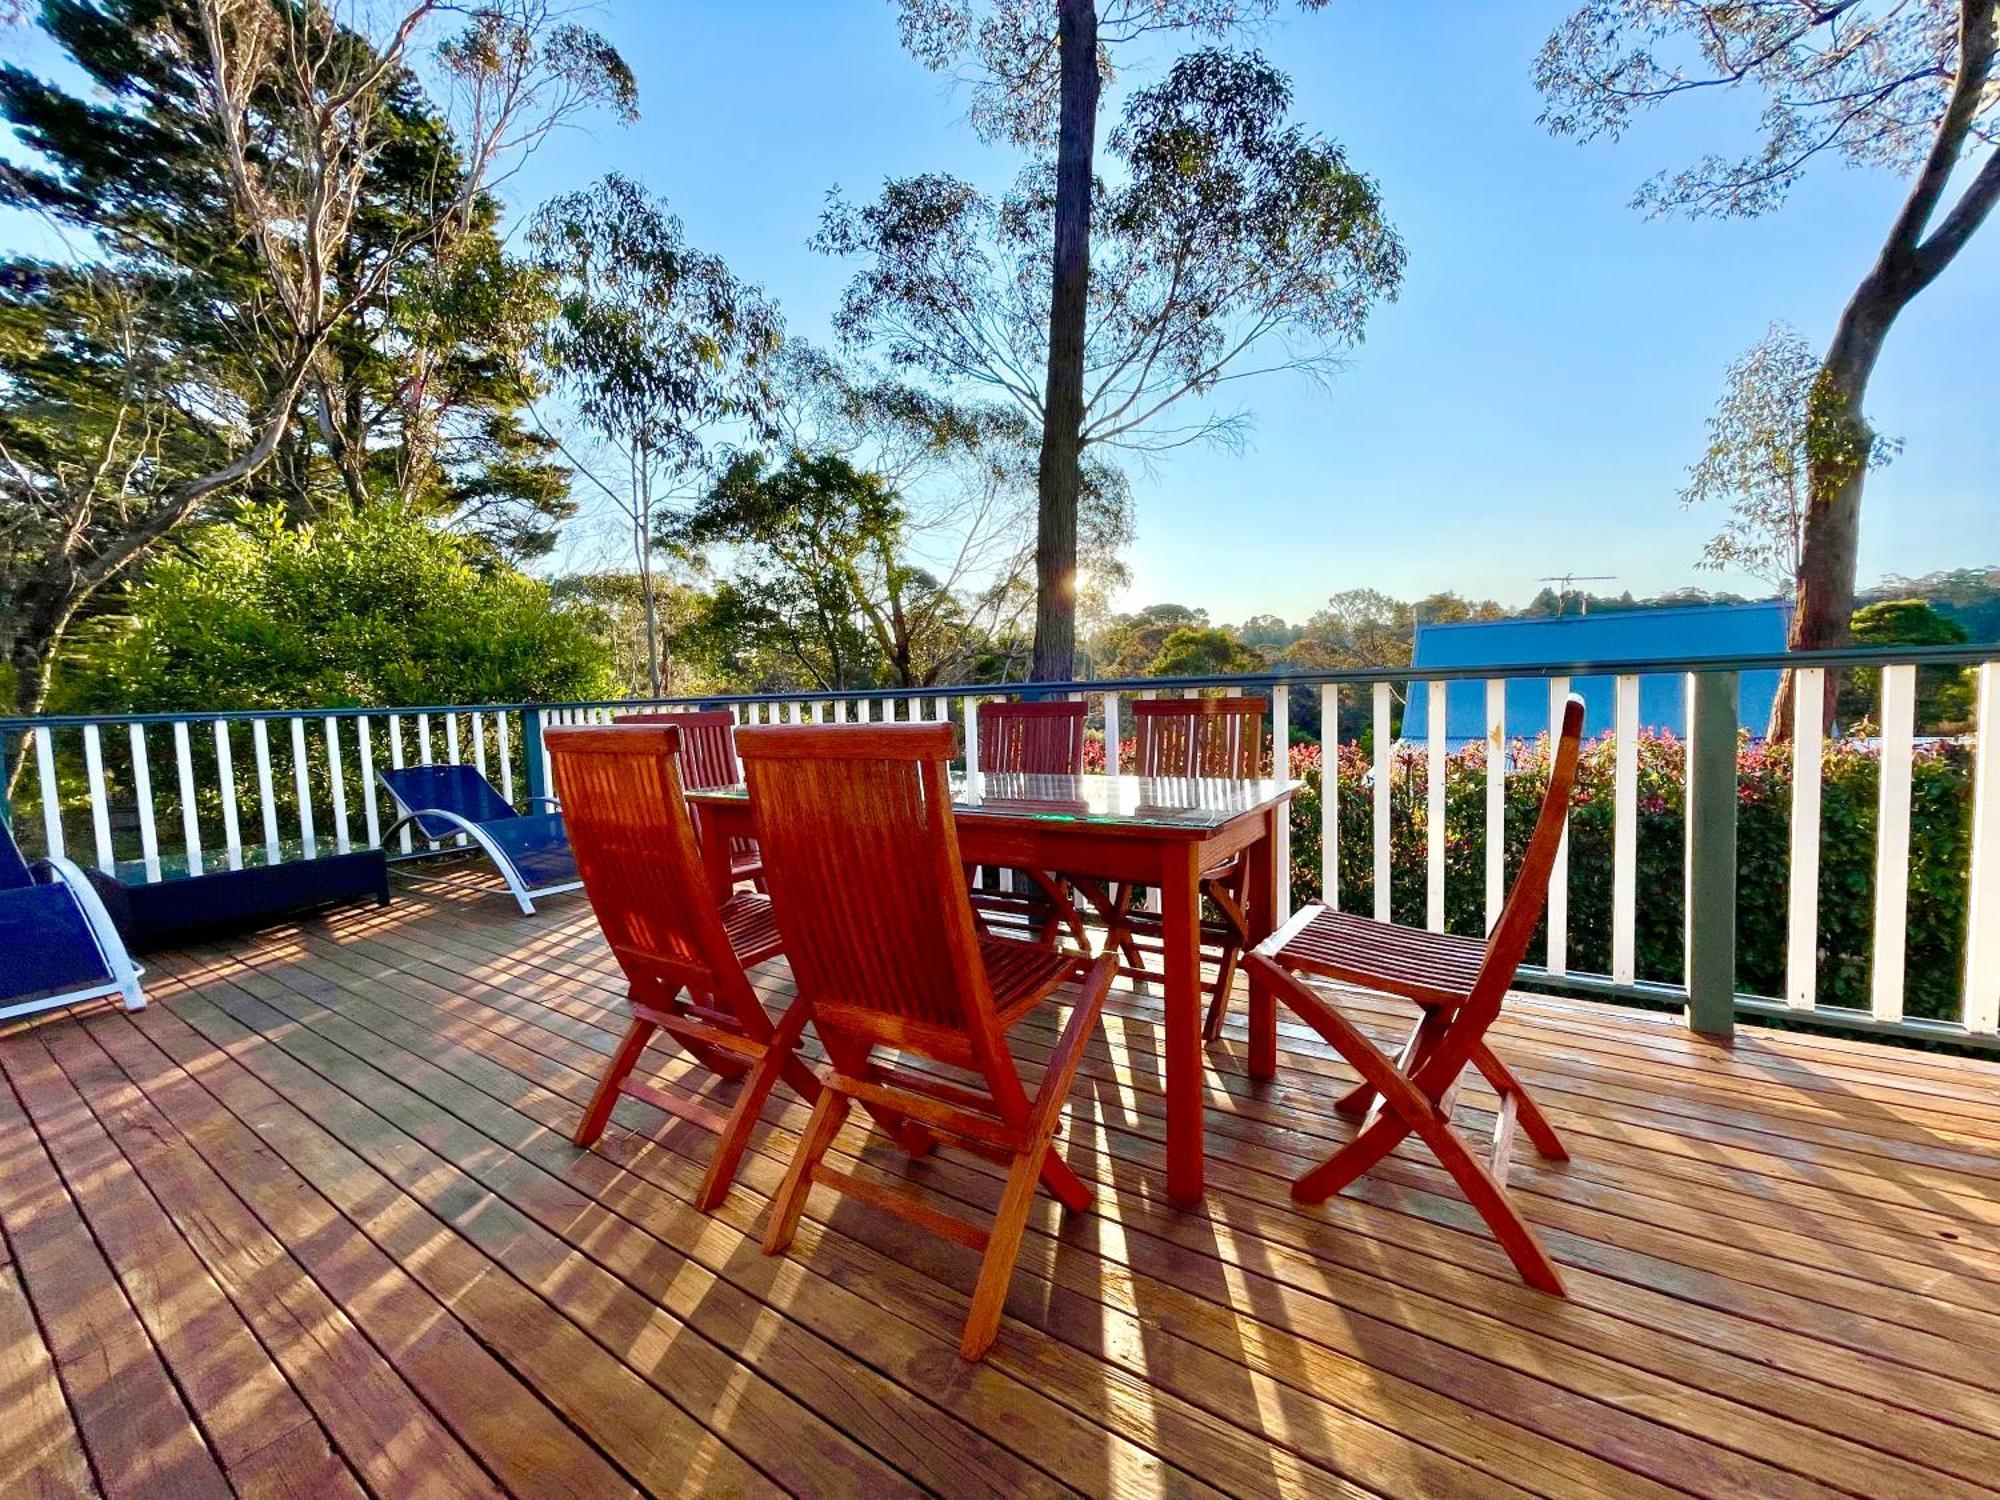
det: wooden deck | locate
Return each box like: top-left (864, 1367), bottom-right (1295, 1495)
top-left (4, 871), bottom-right (2000, 1499)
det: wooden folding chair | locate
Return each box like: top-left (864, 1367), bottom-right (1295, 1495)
top-left (970, 699), bottom-right (1091, 949)
top-left (613, 708), bottom-right (764, 888)
top-left (1243, 695), bottom-right (1585, 1295)
top-left (738, 721), bottom-right (1118, 1360)
top-left (546, 723), bottom-right (811, 1211)
top-left (1105, 696), bottom-right (1268, 1025)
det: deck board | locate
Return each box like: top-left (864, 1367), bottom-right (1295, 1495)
top-left (4, 871), bottom-right (2000, 1498)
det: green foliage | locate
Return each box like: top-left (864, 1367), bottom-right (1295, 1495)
top-left (1849, 597), bottom-right (1974, 729)
top-left (60, 506), bottom-right (614, 713)
top-left (1282, 730), bottom-right (1975, 1023)
top-left (1147, 624), bottom-right (1262, 677)
top-left (814, 50), bottom-right (1402, 457)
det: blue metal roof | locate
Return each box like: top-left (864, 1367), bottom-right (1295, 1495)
top-left (1401, 601), bottom-right (1791, 745)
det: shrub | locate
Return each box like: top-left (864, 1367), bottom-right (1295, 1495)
top-left (1282, 731), bottom-right (1975, 1022)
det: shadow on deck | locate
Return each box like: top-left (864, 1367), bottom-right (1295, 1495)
top-left (4, 868), bottom-right (1999, 1498)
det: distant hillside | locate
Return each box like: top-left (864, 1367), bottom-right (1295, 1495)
top-left (1865, 568), bottom-right (2000, 644)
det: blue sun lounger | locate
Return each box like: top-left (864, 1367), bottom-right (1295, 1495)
top-left (377, 764), bottom-right (581, 914)
top-left (0, 820), bottom-right (145, 1022)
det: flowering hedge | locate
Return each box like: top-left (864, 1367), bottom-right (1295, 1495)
top-left (1088, 729), bottom-right (1975, 1022)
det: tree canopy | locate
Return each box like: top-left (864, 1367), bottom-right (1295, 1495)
top-left (61, 504), bottom-right (614, 714)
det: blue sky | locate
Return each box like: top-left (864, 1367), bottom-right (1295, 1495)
top-left (510, 2), bottom-right (1996, 624)
top-left (8, 3), bottom-right (1996, 623)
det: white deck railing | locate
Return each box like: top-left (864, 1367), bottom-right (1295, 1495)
top-left (6, 645), bottom-right (1998, 1048)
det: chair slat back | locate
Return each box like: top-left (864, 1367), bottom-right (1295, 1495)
top-left (1419, 695), bottom-right (1587, 1091)
top-left (612, 709), bottom-right (741, 789)
top-left (736, 724), bottom-right (994, 1049)
top-left (1132, 697), bottom-right (1268, 778)
top-left (976, 700), bottom-right (1086, 775)
top-left (545, 725), bottom-right (741, 1002)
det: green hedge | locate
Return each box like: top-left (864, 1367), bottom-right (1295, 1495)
top-left (1281, 732), bottom-right (1975, 1023)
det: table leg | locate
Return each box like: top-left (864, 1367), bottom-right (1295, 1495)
top-left (1159, 842), bottom-right (1204, 1204)
top-left (1246, 808), bottom-right (1280, 1082)
top-left (695, 804), bottom-right (735, 904)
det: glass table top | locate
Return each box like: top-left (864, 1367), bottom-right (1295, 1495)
top-left (691, 771), bottom-right (1298, 833)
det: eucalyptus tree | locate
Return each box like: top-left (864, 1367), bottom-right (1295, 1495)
top-left (0, 0), bottom-right (633, 719)
top-left (893, 1), bottom-right (1340, 680)
top-left (531, 174), bottom-right (784, 695)
top-left (1537, 0), bottom-right (1999, 727)
top-left (1682, 324), bottom-right (1900, 596)
top-left (821, 47), bottom-right (1403, 676)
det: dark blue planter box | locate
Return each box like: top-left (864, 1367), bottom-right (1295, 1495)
top-left (83, 849), bottom-right (391, 953)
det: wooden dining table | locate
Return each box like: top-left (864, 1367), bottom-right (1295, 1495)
top-left (688, 769), bottom-right (1299, 1204)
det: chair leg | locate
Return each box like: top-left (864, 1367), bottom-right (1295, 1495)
top-left (1200, 873), bottom-right (1251, 1041)
top-left (762, 1083), bottom-right (851, 1256)
top-left (1037, 1143), bottom-right (1093, 1213)
top-left (1473, 1042), bottom-right (1568, 1161)
top-left (1418, 1100), bottom-right (1567, 1295)
top-left (961, 1142), bottom-right (1046, 1360)
top-left (1294, 1108), bottom-right (1414, 1203)
top-left (695, 1001), bottom-right (810, 1212)
top-left (574, 1015), bottom-right (655, 1148)
top-left (1251, 954), bottom-right (1566, 1296)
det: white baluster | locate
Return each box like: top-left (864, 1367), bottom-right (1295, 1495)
top-left (1871, 663), bottom-right (1917, 1022)
top-left (446, 711), bottom-right (461, 765)
top-left (496, 712), bottom-right (514, 806)
top-left (358, 716), bottom-right (381, 848)
top-left (1485, 679), bottom-right (1506, 934)
top-left (1962, 663), bottom-right (2000, 1034)
top-left (1426, 681), bottom-right (1446, 931)
top-left (1785, 667), bottom-right (1825, 1009)
top-left (129, 725), bottom-right (161, 883)
top-left (1546, 678), bottom-right (1570, 976)
top-left (215, 721), bottom-right (243, 870)
top-left (1612, 674), bottom-right (1639, 985)
top-left (472, 711), bottom-right (489, 780)
top-left (388, 714), bottom-right (412, 853)
top-left (1372, 682), bottom-right (1392, 923)
top-left (290, 717), bottom-right (315, 859)
top-left (34, 726), bottom-right (63, 859)
top-left (1271, 683), bottom-right (1291, 923)
top-left (1320, 685), bottom-right (1338, 909)
top-left (252, 719), bottom-right (280, 866)
top-left (82, 724), bottom-right (114, 873)
top-left (325, 716), bottom-right (350, 854)
top-left (173, 720), bottom-right (202, 877)
top-left (1103, 692), bottom-right (1120, 777)
top-left (418, 712), bottom-right (434, 764)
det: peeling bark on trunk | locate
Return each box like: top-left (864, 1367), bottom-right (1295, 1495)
top-left (1031, 0), bottom-right (1099, 683)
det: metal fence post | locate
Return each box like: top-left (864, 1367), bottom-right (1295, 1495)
top-left (1685, 671), bottom-right (1738, 1040)
top-left (522, 708), bottom-right (548, 806)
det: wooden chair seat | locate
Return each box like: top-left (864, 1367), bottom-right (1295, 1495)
top-left (981, 934), bottom-right (1088, 1024)
top-left (1272, 906), bottom-right (1485, 1009)
top-left (717, 891), bottom-right (784, 966)
top-left (1243, 696), bottom-right (1587, 1297)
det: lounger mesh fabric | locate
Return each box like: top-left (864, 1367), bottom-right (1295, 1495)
top-left (0, 884), bottom-right (113, 998)
top-left (482, 813), bottom-right (579, 888)
top-left (380, 765), bottom-right (522, 839)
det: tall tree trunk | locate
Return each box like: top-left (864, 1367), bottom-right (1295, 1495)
top-left (1031, 0), bottom-right (1099, 683)
top-left (1769, 0), bottom-right (1999, 740)
top-left (633, 442), bottom-right (664, 697)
